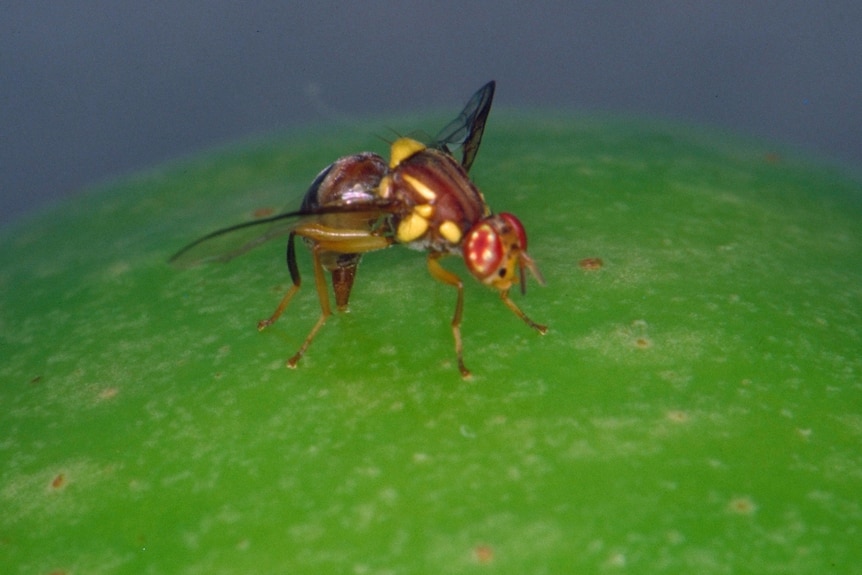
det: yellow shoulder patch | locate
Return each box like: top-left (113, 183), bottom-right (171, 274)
top-left (390, 137), bottom-right (426, 168)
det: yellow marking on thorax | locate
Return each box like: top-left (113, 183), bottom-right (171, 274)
top-left (390, 138), bottom-right (426, 168)
top-left (401, 173), bottom-right (437, 202)
top-left (414, 203), bottom-right (434, 218)
top-left (397, 212), bottom-right (429, 242)
top-left (438, 220), bottom-right (462, 244)
top-left (378, 175), bottom-right (392, 198)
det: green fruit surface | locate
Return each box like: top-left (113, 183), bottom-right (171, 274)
top-left (2, 115), bottom-right (860, 573)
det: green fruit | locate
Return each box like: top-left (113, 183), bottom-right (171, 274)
top-left (2, 115), bottom-right (860, 573)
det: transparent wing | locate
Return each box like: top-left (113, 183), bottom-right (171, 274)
top-left (432, 80), bottom-right (495, 172)
top-left (169, 211), bottom-right (301, 268)
top-left (169, 199), bottom-right (400, 268)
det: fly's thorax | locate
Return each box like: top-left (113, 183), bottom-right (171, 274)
top-left (381, 139), bottom-right (490, 251)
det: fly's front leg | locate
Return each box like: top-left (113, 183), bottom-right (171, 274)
top-left (427, 253), bottom-right (470, 378)
top-left (258, 233), bottom-right (301, 330)
top-left (500, 289), bottom-right (548, 334)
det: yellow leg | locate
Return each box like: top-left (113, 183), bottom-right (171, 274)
top-left (500, 289), bottom-right (548, 334)
top-left (258, 284), bottom-right (299, 330)
top-left (427, 253), bottom-right (470, 378)
top-left (286, 245), bottom-right (332, 368)
top-left (258, 225), bottom-right (393, 368)
top-left (258, 232), bottom-right (302, 331)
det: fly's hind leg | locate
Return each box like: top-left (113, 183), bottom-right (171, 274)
top-left (257, 238), bottom-right (358, 368)
top-left (257, 233), bottom-right (335, 367)
top-left (261, 223), bottom-right (392, 369)
top-left (285, 243), bottom-right (332, 368)
top-left (258, 233), bottom-right (302, 330)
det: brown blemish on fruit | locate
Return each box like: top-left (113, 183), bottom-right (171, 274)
top-left (579, 257), bottom-right (603, 271)
top-left (51, 474), bottom-right (66, 489)
top-left (634, 337), bottom-right (652, 349)
top-left (728, 496), bottom-right (757, 515)
top-left (473, 544), bottom-right (494, 564)
top-left (253, 207), bottom-right (276, 218)
top-left (666, 410), bottom-right (689, 423)
top-left (628, 319), bottom-right (651, 349)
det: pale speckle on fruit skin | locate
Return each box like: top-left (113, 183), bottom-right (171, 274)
top-left (105, 260), bottom-right (131, 278)
top-left (604, 551), bottom-right (626, 568)
top-left (666, 410), bottom-right (689, 423)
top-left (570, 318), bottom-right (712, 368)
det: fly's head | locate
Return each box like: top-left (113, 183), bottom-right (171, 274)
top-left (463, 213), bottom-right (544, 294)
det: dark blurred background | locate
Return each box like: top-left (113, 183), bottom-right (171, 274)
top-left (2, 2), bottom-right (860, 226)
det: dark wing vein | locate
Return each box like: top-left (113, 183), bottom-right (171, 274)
top-left (432, 80), bottom-right (495, 172)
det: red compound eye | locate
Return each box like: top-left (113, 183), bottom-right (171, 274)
top-left (499, 212), bottom-right (527, 250)
top-left (464, 222), bottom-right (504, 281)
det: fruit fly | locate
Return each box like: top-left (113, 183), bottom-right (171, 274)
top-left (171, 81), bottom-right (546, 377)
